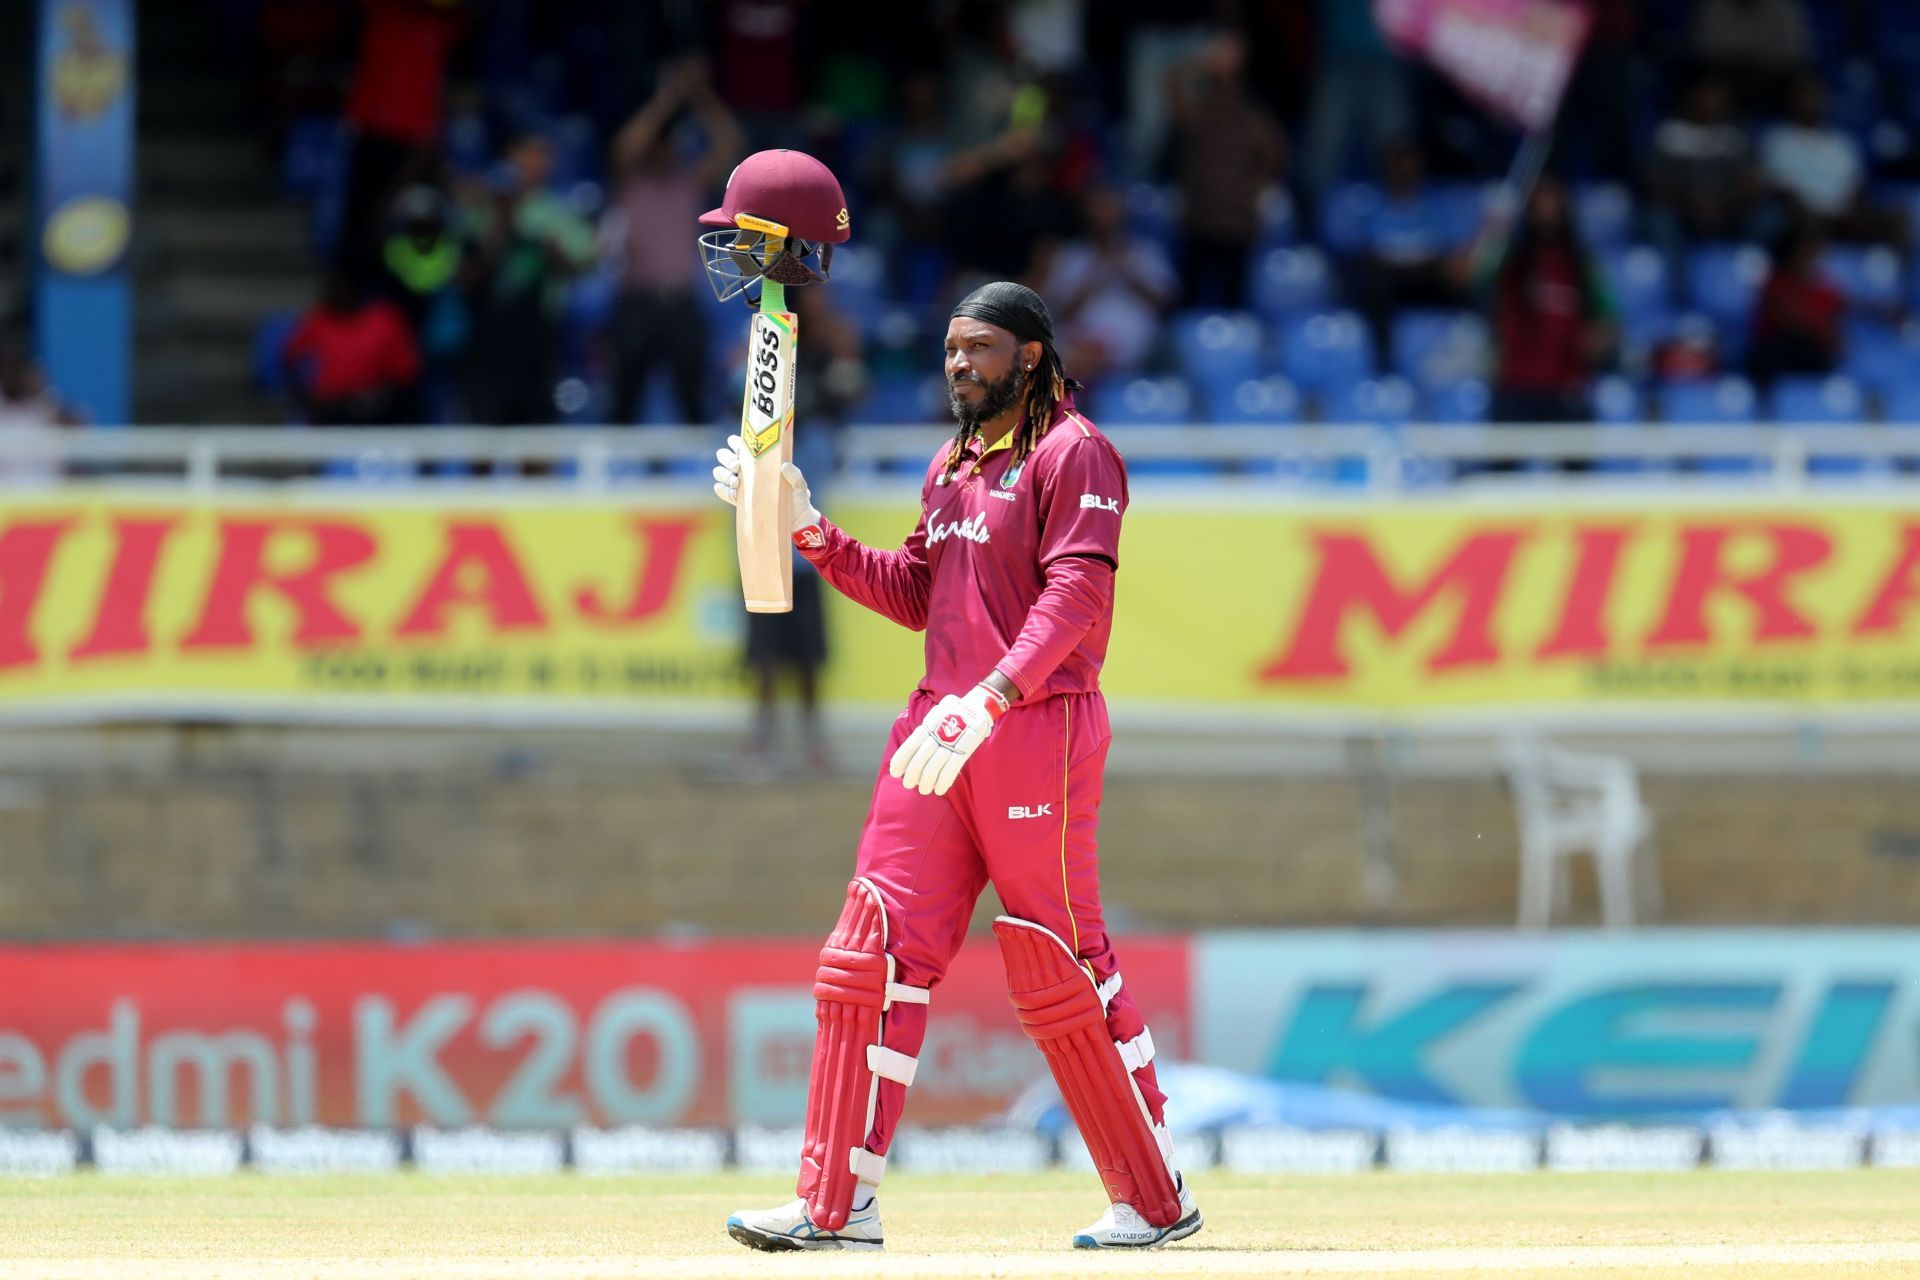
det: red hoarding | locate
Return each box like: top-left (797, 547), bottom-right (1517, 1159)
top-left (0, 939), bottom-right (1191, 1130)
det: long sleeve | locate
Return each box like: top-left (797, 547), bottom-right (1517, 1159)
top-left (993, 554), bottom-right (1114, 699)
top-left (800, 514), bottom-right (931, 631)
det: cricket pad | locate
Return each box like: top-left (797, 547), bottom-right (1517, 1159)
top-left (994, 915), bottom-right (1182, 1228)
top-left (798, 878), bottom-right (926, 1231)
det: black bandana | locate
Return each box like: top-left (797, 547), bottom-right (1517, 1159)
top-left (950, 281), bottom-right (1057, 347)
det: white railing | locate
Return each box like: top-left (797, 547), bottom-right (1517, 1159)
top-left (9, 423), bottom-right (1920, 492)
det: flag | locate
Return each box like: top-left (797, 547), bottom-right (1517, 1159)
top-left (1372, 0), bottom-right (1593, 133)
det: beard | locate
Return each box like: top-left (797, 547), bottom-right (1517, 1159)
top-left (947, 361), bottom-right (1028, 429)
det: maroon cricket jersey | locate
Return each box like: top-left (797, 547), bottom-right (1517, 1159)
top-left (800, 394), bottom-right (1128, 701)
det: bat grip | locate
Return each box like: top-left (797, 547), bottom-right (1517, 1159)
top-left (760, 277), bottom-right (786, 313)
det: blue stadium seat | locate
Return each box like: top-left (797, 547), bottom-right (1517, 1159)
top-left (1125, 183), bottom-right (1179, 250)
top-left (1257, 188), bottom-right (1299, 248)
top-left (1390, 310), bottom-right (1488, 389)
top-left (1317, 183), bottom-right (1381, 256)
top-left (1170, 310), bottom-right (1266, 386)
top-left (444, 112), bottom-right (492, 175)
top-left (823, 243), bottom-right (891, 334)
top-left (1575, 184), bottom-right (1634, 249)
top-left (252, 312), bottom-right (300, 398)
top-left (855, 373), bottom-right (944, 425)
top-left (1771, 375), bottom-right (1876, 478)
top-left (1686, 244), bottom-right (1770, 330)
top-left (1281, 310), bottom-right (1375, 394)
top-left (1207, 376), bottom-right (1301, 424)
top-left (1426, 378), bottom-right (1490, 424)
top-left (1328, 376), bottom-right (1417, 426)
top-left (1093, 376), bottom-right (1193, 426)
top-left (1429, 182), bottom-right (1494, 248)
top-left (1599, 245), bottom-right (1672, 326)
top-left (1253, 246), bottom-right (1334, 319)
top-left (1823, 246), bottom-right (1905, 309)
top-left (281, 114), bottom-right (345, 201)
top-left (1841, 319), bottom-right (1920, 394)
top-left (1662, 375), bottom-right (1760, 475)
top-left (1883, 380), bottom-right (1920, 424)
top-left (1590, 377), bottom-right (1659, 475)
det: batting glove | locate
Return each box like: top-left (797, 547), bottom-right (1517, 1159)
top-left (713, 436), bottom-right (824, 548)
top-left (889, 683), bottom-right (1009, 797)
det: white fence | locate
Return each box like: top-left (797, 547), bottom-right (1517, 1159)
top-left (14, 422), bottom-right (1920, 492)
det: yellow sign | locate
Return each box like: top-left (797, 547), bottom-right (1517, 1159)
top-left (8, 492), bottom-right (1920, 719)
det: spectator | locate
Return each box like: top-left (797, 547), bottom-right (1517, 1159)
top-left (1690, 0), bottom-right (1810, 113)
top-left (1749, 219), bottom-right (1843, 386)
top-left (340, 0), bottom-right (466, 278)
top-left (458, 134), bottom-right (597, 425)
top-left (1034, 187), bottom-right (1177, 382)
top-left (1166, 33), bottom-right (1285, 309)
top-left (0, 344), bottom-right (77, 484)
top-left (741, 284), bottom-right (863, 777)
top-left (1361, 141), bottom-right (1464, 364)
top-left (1760, 74), bottom-right (1907, 248)
top-left (282, 270), bottom-right (422, 424)
top-left (1647, 78), bottom-right (1758, 283)
top-left (379, 184), bottom-right (466, 422)
top-left (605, 59), bottom-right (742, 425)
top-left (942, 93), bottom-right (1077, 287)
top-left (1303, 0), bottom-right (1412, 191)
top-left (1483, 177), bottom-right (1617, 425)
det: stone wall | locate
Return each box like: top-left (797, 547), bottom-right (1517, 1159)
top-left (3, 728), bottom-right (1918, 938)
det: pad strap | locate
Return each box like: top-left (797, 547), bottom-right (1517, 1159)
top-left (885, 981), bottom-right (930, 1008)
top-left (849, 1148), bottom-right (887, 1184)
top-left (1117, 1028), bottom-right (1155, 1074)
top-left (867, 1045), bottom-right (919, 1087)
top-left (1095, 972), bottom-right (1124, 1009)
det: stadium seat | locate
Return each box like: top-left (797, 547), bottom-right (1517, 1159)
top-left (1575, 184), bottom-right (1634, 249)
top-left (1426, 378), bottom-right (1490, 424)
top-left (1207, 376), bottom-right (1302, 425)
top-left (1125, 183), bottom-right (1180, 250)
top-left (1093, 376), bottom-right (1193, 426)
top-left (1590, 377), bottom-right (1659, 475)
top-left (281, 114), bottom-right (345, 201)
top-left (1328, 376), bottom-right (1416, 426)
top-left (1430, 182), bottom-right (1496, 248)
top-left (822, 243), bottom-right (890, 334)
top-left (1771, 375), bottom-right (1877, 478)
top-left (1823, 246), bottom-right (1905, 309)
top-left (1281, 310), bottom-right (1375, 394)
top-left (1686, 244), bottom-right (1769, 330)
top-left (855, 373), bottom-right (944, 425)
top-left (1883, 379), bottom-right (1920, 424)
top-left (1257, 186), bottom-right (1298, 248)
top-left (1170, 310), bottom-right (1266, 387)
top-left (251, 312), bottom-right (300, 398)
top-left (1252, 246), bottom-right (1334, 319)
top-left (1662, 375), bottom-right (1760, 475)
top-left (1317, 182), bottom-right (1380, 256)
top-left (1841, 319), bottom-right (1920, 394)
top-left (1390, 310), bottom-right (1489, 389)
top-left (1599, 245), bottom-right (1672, 327)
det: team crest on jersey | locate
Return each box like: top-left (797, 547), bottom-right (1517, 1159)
top-left (999, 459), bottom-right (1027, 490)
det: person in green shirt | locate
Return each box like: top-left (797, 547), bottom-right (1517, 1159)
top-left (458, 133), bottom-right (597, 425)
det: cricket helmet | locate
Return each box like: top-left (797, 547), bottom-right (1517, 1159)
top-left (698, 149), bottom-right (849, 301)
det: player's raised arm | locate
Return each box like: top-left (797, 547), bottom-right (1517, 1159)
top-left (713, 440), bottom-right (933, 630)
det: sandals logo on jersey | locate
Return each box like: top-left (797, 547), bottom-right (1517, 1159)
top-left (936, 714), bottom-right (967, 744)
top-left (926, 507), bottom-right (990, 546)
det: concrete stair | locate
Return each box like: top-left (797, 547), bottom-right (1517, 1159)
top-left (132, 0), bottom-right (313, 424)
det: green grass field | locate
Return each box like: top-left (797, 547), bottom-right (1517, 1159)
top-left (5, 1170), bottom-right (1920, 1279)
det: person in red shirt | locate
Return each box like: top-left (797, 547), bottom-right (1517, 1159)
top-left (340, 0), bottom-right (465, 277)
top-left (713, 283), bottom-right (1201, 1252)
top-left (282, 270), bottom-right (422, 424)
top-left (1486, 176), bottom-right (1617, 426)
top-left (1749, 219), bottom-right (1844, 387)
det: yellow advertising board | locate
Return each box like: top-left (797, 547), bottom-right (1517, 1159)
top-left (5, 490), bottom-right (1920, 721)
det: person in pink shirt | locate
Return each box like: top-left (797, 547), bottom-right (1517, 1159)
top-left (713, 282), bottom-right (1201, 1253)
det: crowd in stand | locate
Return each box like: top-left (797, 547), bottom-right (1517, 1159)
top-left (238, 0), bottom-right (1920, 459)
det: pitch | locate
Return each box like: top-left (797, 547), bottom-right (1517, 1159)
top-left (6, 1169), bottom-right (1920, 1278)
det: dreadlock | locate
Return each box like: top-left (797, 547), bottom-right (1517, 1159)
top-left (939, 345), bottom-right (1082, 482)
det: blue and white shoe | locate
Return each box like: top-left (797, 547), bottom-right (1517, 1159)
top-left (1072, 1172), bottom-right (1203, 1249)
top-left (726, 1196), bottom-right (884, 1252)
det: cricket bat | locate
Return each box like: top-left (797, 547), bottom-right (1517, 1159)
top-left (732, 213), bottom-right (799, 613)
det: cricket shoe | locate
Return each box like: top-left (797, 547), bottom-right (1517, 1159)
top-left (1071, 1172), bottom-right (1202, 1249)
top-left (726, 1196), bottom-right (884, 1252)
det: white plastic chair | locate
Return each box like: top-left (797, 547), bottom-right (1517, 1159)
top-left (1499, 736), bottom-right (1661, 929)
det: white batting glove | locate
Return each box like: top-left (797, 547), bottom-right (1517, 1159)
top-left (713, 435), bottom-right (824, 547)
top-left (889, 683), bottom-right (1010, 797)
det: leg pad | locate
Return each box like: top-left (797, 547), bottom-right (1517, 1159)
top-left (995, 915), bottom-right (1182, 1228)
